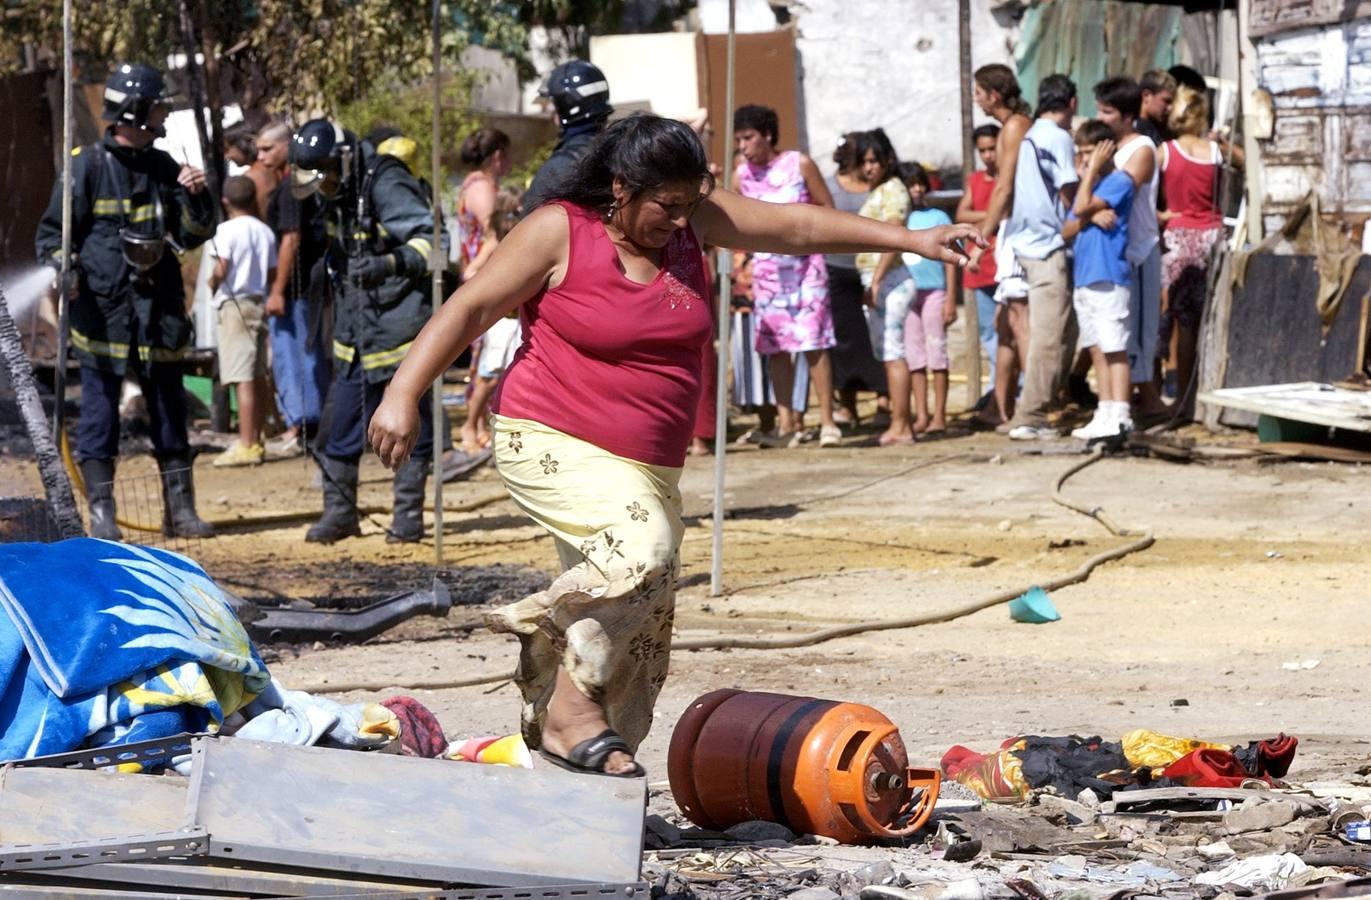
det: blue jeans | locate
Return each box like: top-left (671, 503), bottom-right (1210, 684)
top-left (975, 288), bottom-right (999, 384)
top-left (268, 297), bottom-right (330, 429)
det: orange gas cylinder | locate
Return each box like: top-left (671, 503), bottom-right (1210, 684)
top-left (667, 689), bottom-right (941, 844)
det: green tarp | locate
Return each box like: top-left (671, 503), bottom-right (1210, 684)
top-left (1015, 0), bottom-right (1182, 115)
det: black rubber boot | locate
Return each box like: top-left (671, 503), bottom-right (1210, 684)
top-left (306, 455), bottom-right (362, 543)
top-left (80, 458), bottom-right (122, 541)
top-left (386, 458), bottom-right (428, 544)
top-left (157, 454), bottom-right (216, 538)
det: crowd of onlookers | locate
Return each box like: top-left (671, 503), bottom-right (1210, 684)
top-left (213, 59), bottom-right (1235, 470)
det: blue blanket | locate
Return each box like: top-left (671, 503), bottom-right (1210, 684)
top-left (0, 539), bottom-right (268, 761)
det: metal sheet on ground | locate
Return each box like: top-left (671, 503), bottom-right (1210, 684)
top-left (0, 768), bottom-right (186, 843)
top-left (32, 859), bottom-right (443, 896)
top-left (188, 738), bottom-right (646, 886)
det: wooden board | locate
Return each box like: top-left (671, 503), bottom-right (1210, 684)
top-left (1200, 382), bottom-right (1371, 432)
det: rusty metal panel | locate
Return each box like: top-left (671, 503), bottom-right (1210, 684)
top-left (1252, 0), bottom-right (1371, 38)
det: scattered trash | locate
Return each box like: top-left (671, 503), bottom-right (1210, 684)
top-left (1346, 820), bottom-right (1371, 842)
top-left (997, 519), bottom-right (1013, 531)
top-left (1193, 852), bottom-right (1308, 891)
top-left (1281, 659), bottom-right (1321, 671)
top-left (1265, 550), bottom-right (1284, 558)
top-left (1008, 587), bottom-right (1060, 624)
top-left (1170, 698), bottom-right (1190, 707)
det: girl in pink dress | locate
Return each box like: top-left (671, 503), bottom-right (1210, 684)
top-left (734, 105), bottom-right (841, 447)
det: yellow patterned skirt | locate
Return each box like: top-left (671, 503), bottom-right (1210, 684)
top-left (485, 414), bottom-right (683, 753)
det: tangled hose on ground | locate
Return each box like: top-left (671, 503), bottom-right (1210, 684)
top-left (295, 446), bottom-right (1155, 694)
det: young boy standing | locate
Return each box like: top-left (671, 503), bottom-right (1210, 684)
top-left (209, 175), bottom-right (277, 466)
top-left (1062, 121), bottom-right (1134, 440)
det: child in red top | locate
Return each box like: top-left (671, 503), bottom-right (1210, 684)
top-left (955, 123), bottom-right (1010, 423)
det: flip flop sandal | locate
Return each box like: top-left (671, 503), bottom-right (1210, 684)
top-left (538, 729), bottom-right (646, 778)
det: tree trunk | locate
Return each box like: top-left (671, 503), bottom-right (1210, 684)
top-left (0, 283), bottom-right (85, 540)
top-left (195, 0), bottom-right (227, 198)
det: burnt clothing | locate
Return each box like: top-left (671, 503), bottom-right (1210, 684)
top-left (1012, 735), bottom-right (1133, 798)
top-left (323, 143), bottom-right (447, 384)
top-left (520, 123), bottom-right (602, 217)
top-left (320, 358), bottom-right (434, 462)
top-left (76, 362), bottom-right (188, 462)
top-left (35, 133), bottom-right (216, 376)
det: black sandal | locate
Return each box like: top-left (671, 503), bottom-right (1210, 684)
top-left (538, 729), bottom-right (646, 778)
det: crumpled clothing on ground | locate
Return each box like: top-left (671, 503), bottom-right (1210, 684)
top-left (944, 731), bottom-right (1300, 800)
top-left (381, 695), bottom-right (448, 758)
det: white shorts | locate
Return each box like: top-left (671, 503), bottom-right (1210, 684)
top-left (1073, 281), bottom-right (1131, 354)
top-left (860, 269), bottom-right (916, 362)
top-left (477, 316), bottom-right (522, 379)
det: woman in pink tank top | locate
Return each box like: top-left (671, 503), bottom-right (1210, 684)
top-left (367, 115), bottom-right (983, 779)
top-left (1158, 86), bottom-right (1231, 403)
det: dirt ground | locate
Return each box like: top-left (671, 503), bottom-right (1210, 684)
top-left (3, 399), bottom-right (1370, 895)
top-left (4, 415), bottom-right (1367, 783)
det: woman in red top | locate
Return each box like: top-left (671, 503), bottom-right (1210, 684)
top-left (1158, 86), bottom-right (1233, 403)
top-left (369, 115), bottom-right (981, 778)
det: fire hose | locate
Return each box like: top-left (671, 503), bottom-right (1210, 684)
top-left (293, 445), bottom-right (1155, 693)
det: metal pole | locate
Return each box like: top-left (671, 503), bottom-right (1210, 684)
top-left (958, 0), bottom-right (981, 412)
top-left (52, 0), bottom-right (73, 440)
top-left (1237, 0), bottom-right (1264, 243)
top-left (430, 0), bottom-right (445, 565)
top-left (709, 0), bottom-right (737, 598)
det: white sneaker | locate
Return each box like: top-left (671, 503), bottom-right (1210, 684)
top-left (1070, 410), bottom-right (1112, 440)
top-left (1074, 410), bottom-right (1127, 441)
top-left (1008, 424), bottom-right (1059, 441)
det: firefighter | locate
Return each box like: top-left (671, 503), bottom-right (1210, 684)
top-left (520, 60), bottom-right (613, 216)
top-left (289, 119), bottom-right (447, 543)
top-left (35, 62), bottom-right (217, 541)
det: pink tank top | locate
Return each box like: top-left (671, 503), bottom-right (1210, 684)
top-left (491, 201), bottom-right (713, 467)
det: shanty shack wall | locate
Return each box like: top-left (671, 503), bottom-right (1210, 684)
top-left (1251, 0), bottom-right (1371, 234)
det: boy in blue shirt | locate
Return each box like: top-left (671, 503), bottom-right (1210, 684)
top-left (1062, 120), bottom-right (1134, 440)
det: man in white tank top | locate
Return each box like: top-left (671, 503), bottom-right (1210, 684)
top-left (1096, 77), bottom-right (1167, 418)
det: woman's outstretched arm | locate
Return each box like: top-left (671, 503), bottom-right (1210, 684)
top-left (693, 188), bottom-right (984, 266)
top-left (368, 205), bottom-right (568, 469)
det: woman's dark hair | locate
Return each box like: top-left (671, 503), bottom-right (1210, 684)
top-left (1094, 77), bottom-right (1142, 118)
top-left (459, 127), bottom-right (511, 169)
top-left (974, 64), bottom-right (1031, 117)
top-left (544, 114), bottom-right (714, 214)
top-left (856, 128), bottom-right (900, 186)
top-left (899, 161), bottom-right (931, 191)
top-left (224, 122), bottom-right (257, 163)
top-left (833, 131), bottom-right (861, 173)
top-left (972, 123), bottom-right (1000, 143)
top-left (1035, 73), bottom-right (1077, 118)
top-left (733, 104), bottom-right (779, 146)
